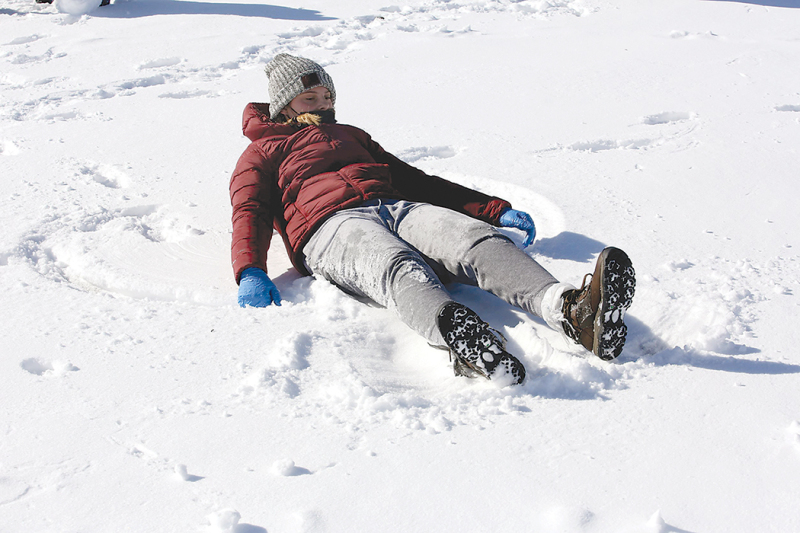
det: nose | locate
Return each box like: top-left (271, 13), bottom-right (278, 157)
top-left (317, 99), bottom-right (331, 111)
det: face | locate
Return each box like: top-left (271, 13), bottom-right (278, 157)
top-left (282, 86), bottom-right (333, 118)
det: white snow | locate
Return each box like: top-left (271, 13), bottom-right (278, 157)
top-left (55, 0), bottom-right (101, 17)
top-left (2, 0), bottom-right (800, 531)
top-left (206, 508), bottom-right (241, 532)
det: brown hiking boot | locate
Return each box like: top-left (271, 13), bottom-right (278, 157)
top-left (562, 247), bottom-right (635, 360)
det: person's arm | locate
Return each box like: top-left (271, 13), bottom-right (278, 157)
top-left (230, 144), bottom-right (279, 284)
top-left (363, 136), bottom-right (510, 224)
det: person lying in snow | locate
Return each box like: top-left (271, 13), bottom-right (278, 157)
top-left (229, 53), bottom-right (636, 385)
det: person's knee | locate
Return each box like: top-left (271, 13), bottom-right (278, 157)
top-left (384, 249), bottom-right (440, 286)
top-left (461, 223), bottom-right (514, 253)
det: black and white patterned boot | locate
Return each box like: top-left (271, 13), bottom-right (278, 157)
top-left (437, 302), bottom-right (526, 385)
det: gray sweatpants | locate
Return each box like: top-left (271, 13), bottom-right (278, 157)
top-left (302, 200), bottom-right (559, 345)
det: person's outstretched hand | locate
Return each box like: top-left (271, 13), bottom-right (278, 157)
top-left (499, 208), bottom-right (536, 247)
top-left (238, 268), bottom-right (282, 308)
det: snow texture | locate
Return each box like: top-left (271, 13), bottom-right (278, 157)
top-left (2, 0), bottom-right (800, 532)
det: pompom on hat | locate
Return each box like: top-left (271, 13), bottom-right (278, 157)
top-left (264, 54), bottom-right (336, 119)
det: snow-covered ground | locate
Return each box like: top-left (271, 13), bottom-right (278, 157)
top-left (2, 0), bottom-right (800, 531)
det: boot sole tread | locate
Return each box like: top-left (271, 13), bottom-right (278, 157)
top-left (438, 303), bottom-right (526, 384)
top-left (593, 248), bottom-right (636, 361)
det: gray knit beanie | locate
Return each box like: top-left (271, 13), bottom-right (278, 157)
top-left (264, 54), bottom-right (336, 120)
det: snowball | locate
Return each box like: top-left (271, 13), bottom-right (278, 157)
top-left (270, 459), bottom-right (311, 476)
top-left (56, 0), bottom-right (101, 16)
top-left (206, 508), bottom-right (241, 532)
top-left (647, 510), bottom-right (667, 533)
top-left (174, 464), bottom-right (189, 481)
top-left (787, 421), bottom-right (800, 452)
top-left (51, 360), bottom-right (79, 375)
top-left (271, 458), bottom-right (299, 476)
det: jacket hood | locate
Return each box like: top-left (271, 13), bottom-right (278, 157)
top-left (241, 103), bottom-right (336, 141)
top-left (242, 102), bottom-right (278, 141)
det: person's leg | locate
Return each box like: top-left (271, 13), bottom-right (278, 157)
top-left (302, 205), bottom-right (453, 345)
top-left (392, 202), bottom-right (635, 360)
top-left (305, 202), bottom-right (528, 384)
top-left (389, 202), bottom-right (569, 319)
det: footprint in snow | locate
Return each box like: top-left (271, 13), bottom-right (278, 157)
top-left (565, 138), bottom-right (656, 152)
top-left (775, 104), bottom-right (800, 113)
top-left (20, 358), bottom-right (79, 376)
top-left (41, 110), bottom-right (81, 122)
top-left (137, 57), bottom-right (183, 70)
top-left (276, 26), bottom-right (326, 40)
top-left (76, 161), bottom-right (132, 189)
top-left (541, 111), bottom-right (699, 154)
top-left (116, 74), bottom-right (168, 92)
top-left (273, 18), bottom-right (378, 54)
top-left (669, 30), bottom-right (719, 39)
top-left (258, 0), bottom-right (583, 68)
top-left (642, 111), bottom-right (695, 125)
top-left (114, 60), bottom-right (238, 97)
top-left (158, 89), bottom-right (215, 100)
top-left (396, 145), bottom-right (458, 163)
top-left (8, 48), bottom-right (65, 65)
top-left (663, 259), bottom-right (694, 271)
top-left (5, 34), bottom-right (46, 46)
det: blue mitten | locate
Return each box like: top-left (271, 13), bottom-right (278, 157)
top-left (238, 268), bottom-right (282, 307)
top-left (499, 208), bottom-right (536, 247)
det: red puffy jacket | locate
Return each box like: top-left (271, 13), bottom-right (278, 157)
top-left (229, 103), bottom-right (511, 282)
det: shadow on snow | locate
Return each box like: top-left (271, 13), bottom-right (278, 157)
top-left (706, 0), bottom-right (800, 7)
top-left (93, 0), bottom-right (335, 20)
top-left (533, 231), bottom-right (607, 264)
top-left (648, 346), bottom-right (800, 375)
top-left (623, 316), bottom-right (798, 374)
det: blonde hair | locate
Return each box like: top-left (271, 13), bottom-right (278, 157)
top-left (276, 112), bottom-right (324, 127)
